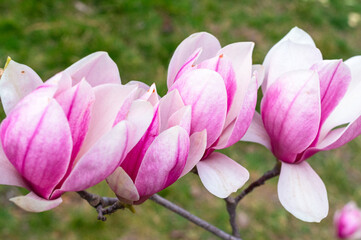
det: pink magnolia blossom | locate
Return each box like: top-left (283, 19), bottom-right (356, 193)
top-left (166, 32), bottom-right (258, 198)
top-left (243, 27), bottom-right (361, 222)
top-left (0, 52), bottom-right (154, 212)
top-left (107, 82), bottom-right (208, 204)
top-left (334, 202), bottom-right (361, 239)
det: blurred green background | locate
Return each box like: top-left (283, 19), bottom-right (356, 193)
top-left (0, 0), bottom-right (360, 239)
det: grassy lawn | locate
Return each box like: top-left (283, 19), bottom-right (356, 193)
top-left (0, 0), bottom-right (361, 239)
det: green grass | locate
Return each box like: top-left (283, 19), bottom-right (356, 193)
top-left (0, 0), bottom-right (361, 239)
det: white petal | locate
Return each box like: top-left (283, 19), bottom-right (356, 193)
top-left (241, 112), bottom-right (271, 149)
top-left (197, 152), bottom-right (249, 198)
top-left (10, 192), bottom-right (62, 212)
top-left (0, 60), bottom-right (42, 115)
top-left (278, 161), bottom-right (328, 222)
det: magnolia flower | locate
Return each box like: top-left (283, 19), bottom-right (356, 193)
top-left (0, 52), bottom-right (153, 212)
top-left (167, 32), bottom-right (258, 198)
top-left (243, 27), bottom-right (361, 222)
top-left (334, 202), bottom-right (361, 239)
top-left (107, 81), bottom-right (208, 204)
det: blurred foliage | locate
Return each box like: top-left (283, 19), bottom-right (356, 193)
top-left (0, 0), bottom-right (360, 239)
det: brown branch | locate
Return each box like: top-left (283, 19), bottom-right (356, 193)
top-left (149, 194), bottom-right (241, 240)
top-left (224, 161), bottom-right (281, 237)
top-left (76, 191), bottom-right (121, 221)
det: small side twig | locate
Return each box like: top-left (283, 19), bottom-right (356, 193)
top-left (77, 191), bottom-right (121, 221)
top-left (224, 161), bottom-right (281, 237)
top-left (150, 194), bottom-right (241, 240)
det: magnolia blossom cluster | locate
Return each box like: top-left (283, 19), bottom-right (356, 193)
top-left (0, 27), bottom-right (360, 223)
top-left (334, 203), bottom-right (361, 239)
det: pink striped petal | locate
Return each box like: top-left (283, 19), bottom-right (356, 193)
top-left (214, 71), bottom-right (258, 149)
top-left (76, 84), bottom-right (137, 161)
top-left (167, 106), bottom-right (192, 134)
top-left (65, 52), bottom-right (121, 87)
top-left (134, 126), bottom-right (189, 200)
top-left (0, 60), bottom-right (42, 115)
top-left (168, 32), bottom-right (221, 88)
top-left (319, 56), bottom-right (361, 139)
top-left (197, 152), bottom-right (249, 198)
top-left (173, 49), bottom-right (201, 83)
top-left (124, 100), bottom-right (154, 153)
top-left (311, 60), bottom-right (351, 126)
top-left (170, 69), bottom-right (227, 148)
top-left (58, 121), bottom-right (130, 194)
top-left (262, 39), bottom-right (322, 92)
top-left (44, 72), bottom-right (72, 97)
top-left (10, 192), bottom-right (62, 212)
top-left (180, 130), bottom-right (207, 178)
top-left (197, 54), bottom-right (237, 112)
top-left (158, 89), bottom-right (186, 133)
top-left (241, 112), bottom-right (271, 150)
top-left (218, 42), bottom-right (254, 126)
top-left (106, 167), bottom-right (140, 204)
top-left (0, 143), bottom-right (27, 188)
top-left (278, 162), bottom-right (328, 222)
top-left (261, 70), bottom-right (321, 163)
top-left (55, 80), bottom-right (95, 161)
top-left (0, 94), bottom-right (72, 199)
top-left (121, 106), bottom-right (160, 181)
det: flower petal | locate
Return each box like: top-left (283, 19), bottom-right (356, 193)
top-left (0, 142), bottom-right (27, 188)
top-left (167, 32), bottom-right (221, 88)
top-left (278, 161), bottom-right (328, 222)
top-left (170, 69), bottom-right (227, 148)
top-left (261, 70), bottom-right (321, 163)
top-left (0, 93), bottom-right (72, 199)
top-left (262, 36), bottom-right (322, 92)
top-left (58, 121), bottom-right (130, 194)
top-left (311, 60), bottom-right (351, 126)
top-left (0, 60), bottom-right (42, 115)
top-left (10, 192), bottom-right (62, 212)
top-left (167, 105), bottom-right (192, 134)
top-left (65, 51), bottom-right (121, 87)
top-left (197, 152), bottom-right (249, 198)
top-left (106, 167), bottom-right (140, 204)
top-left (134, 126), bottom-right (189, 202)
top-left (214, 71), bottom-right (258, 149)
top-left (241, 112), bottom-right (271, 150)
top-left (180, 130), bottom-right (207, 178)
top-left (75, 84), bottom-right (137, 160)
top-left (158, 89), bottom-right (186, 133)
top-left (55, 80), bottom-right (95, 161)
top-left (218, 42), bottom-right (254, 126)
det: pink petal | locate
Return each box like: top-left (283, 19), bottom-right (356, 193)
top-left (217, 42), bottom-right (254, 126)
top-left (319, 56), bottom-right (361, 139)
top-left (261, 70), bottom-right (321, 163)
top-left (241, 112), bottom-right (272, 150)
top-left (65, 51), bottom-right (121, 87)
top-left (0, 60), bottom-right (42, 115)
top-left (1, 95), bottom-right (72, 199)
top-left (158, 89), bottom-right (186, 133)
top-left (170, 69), bottom-right (227, 148)
top-left (123, 100), bottom-right (155, 153)
top-left (197, 54), bottom-right (237, 112)
top-left (10, 192), bottom-right (62, 212)
top-left (311, 60), bottom-right (351, 126)
top-left (167, 106), bottom-right (192, 134)
top-left (167, 32), bottom-right (221, 88)
top-left (252, 64), bottom-right (265, 88)
top-left (138, 83), bottom-right (160, 106)
top-left (58, 121), bottom-right (130, 194)
top-left (55, 80), bottom-right (95, 161)
top-left (173, 48), bottom-right (201, 83)
top-left (44, 72), bottom-right (73, 97)
top-left (0, 143), bottom-right (27, 188)
top-left (75, 84), bottom-right (137, 161)
top-left (197, 152), bottom-right (249, 198)
top-left (278, 161), bottom-right (328, 222)
top-left (134, 126), bottom-right (189, 201)
top-left (262, 39), bottom-right (322, 92)
top-left (106, 167), bottom-right (140, 204)
top-left (214, 71), bottom-right (258, 149)
top-left (180, 130), bottom-right (207, 178)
